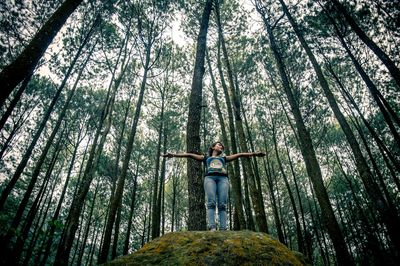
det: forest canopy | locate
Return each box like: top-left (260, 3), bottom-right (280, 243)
top-left (0, 0), bottom-right (399, 265)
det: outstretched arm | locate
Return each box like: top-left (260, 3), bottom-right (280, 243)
top-left (161, 152), bottom-right (204, 161)
top-left (225, 151), bottom-right (265, 162)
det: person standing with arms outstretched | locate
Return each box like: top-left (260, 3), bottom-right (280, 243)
top-left (162, 141), bottom-right (265, 231)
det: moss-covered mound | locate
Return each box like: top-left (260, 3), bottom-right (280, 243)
top-left (105, 230), bottom-right (309, 265)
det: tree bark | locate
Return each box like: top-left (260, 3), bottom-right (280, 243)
top-left (185, 0), bottom-right (213, 231)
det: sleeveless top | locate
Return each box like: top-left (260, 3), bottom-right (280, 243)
top-left (203, 156), bottom-right (227, 177)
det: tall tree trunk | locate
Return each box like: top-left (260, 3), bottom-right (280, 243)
top-left (123, 165), bottom-right (139, 255)
top-left (76, 182), bottom-right (99, 266)
top-left (325, 57), bottom-right (400, 174)
top-left (206, 49), bottom-right (243, 229)
top-left (185, 0), bottom-right (213, 231)
top-left (216, 1), bottom-right (267, 232)
top-left (0, 17), bottom-right (98, 211)
top-left (98, 28), bottom-right (153, 262)
top-left (38, 125), bottom-right (85, 266)
top-left (255, 2), bottom-right (353, 264)
top-left (0, 0), bottom-right (86, 107)
top-left (1, 41), bottom-right (96, 252)
top-left (151, 88), bottom-right (165, 240)
top-left (279, 0), bottom-right (400, 253)
top-left (262, 146), bottom-right (286, 244)
top-left (330, 0), bottom-right (400, 88)
top-left (216, 40), bottom-right (246, 230)
top-left (271, 117), bottom-right (304, 253)
top-left (54, 69), bottom-right (118, 266)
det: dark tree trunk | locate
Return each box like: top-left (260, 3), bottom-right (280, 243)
top-left (123, 165), bottom-right (139, 255)
top-left (185, 0), bottom-right (213, 231)
top-left (98, 27), bottom-right (153, 262)
top-left (0, 73), bottom-right (32, 132)
top-left (76, 183), bottom-right (99, 266)
top-left (0, 0), bottom-right (86, 107)
top-left (151, 88), bottom-right (165, 240)
top-left (330, 17), bottom-right (400, 146)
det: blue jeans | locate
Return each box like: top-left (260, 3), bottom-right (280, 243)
top-left (204, 175), bottom-right (229, 230)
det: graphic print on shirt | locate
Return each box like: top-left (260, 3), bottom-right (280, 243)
top-left (205, 156), bottom-right (227, 176)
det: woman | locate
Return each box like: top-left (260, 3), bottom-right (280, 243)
top-left (162, 142), bottom-right (265, 231)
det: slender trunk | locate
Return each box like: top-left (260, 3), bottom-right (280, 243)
top-left (0, 0), bottom-right (86, 107)
top-left (98, 34), bottom-right (152, 263)
top-left (271, 118), bottom-right (304, 253)
top-left (123, 166), bottom-right (139, 255)
top-left (151, 91), bottom-right (165, 239)
top-left (283, 133), bottom-right (311, 258)
top-left (216, 39), bottom-right (246, 230)
top-left (54, 76), bottom-right (116, 266)
top-left (266, 151), bottom-right (286, 240)
top-left (330, 18), bottom-right (400, 145)
top-left (216, 2), bottom-right (268, 232)
top-left (38, 126), bottom-right (84, 266)
top-left (76, 183), bottom-right (99, 266)
top-left (256, 2), bottom-right (353, 263)
top-left (326, 59), bottom-right (400, 173)
top-left (185, 0), bottom-right (213, 231)
top-left (0, 74), bottom-right (32, 131)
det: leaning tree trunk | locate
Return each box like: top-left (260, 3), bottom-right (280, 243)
top-left (255, 2), bottom-right (353, 264)
top-left (185, 0), bottom-right (213, 231)
top-left (279, 0), bottom-right (400, 254)
top-left (0, 73), bottom-right (32, 132)
top-left (0, 0), bottom-right (86, 107)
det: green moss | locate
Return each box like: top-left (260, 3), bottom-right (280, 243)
top-left (104, 230), bottom-right (309, 266)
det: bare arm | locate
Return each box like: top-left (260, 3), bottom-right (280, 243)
top-left (225, 151), bottom-right (265, 162)
top-left (161, 152), bottom-right (204, 161)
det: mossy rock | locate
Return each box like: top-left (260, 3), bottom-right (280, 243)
top-left (104, 230), bottom-right (309, 265)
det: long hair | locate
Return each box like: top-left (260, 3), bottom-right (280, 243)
top-left (207, 141), bottom-right (224, 156)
